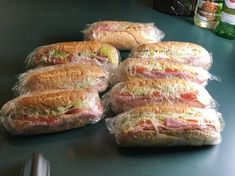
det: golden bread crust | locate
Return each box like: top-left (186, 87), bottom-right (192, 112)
top-left (117, 130), bottom-right (221, 146)
top-left (135, 41), bottom-right (205, 51)
top-left (34, 41), bottom-right (110, 56)
top-left (18, 63), bottom-right (108, 93)
top-left (85, 21), bottom-right (162, 50)
top-left (17, 88), bottom-right (93, 109)
top-left (130, 41), bottom-right (211, 69)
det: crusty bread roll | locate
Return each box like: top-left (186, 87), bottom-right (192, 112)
top-left (129, 41), bottom-right (212, 69)
top-left (84, 21), bottom-right (164, 50)
top-left (26, 41), bottom-right (120, 73)
top-left (14, 63), bottom-right (109, 94)
top-left (1, 88), bottom-right (103, 135)
top-left (110, 58), bottom-right (212, 86)
top-left (106, 105), bottom-right (223, 146)
top-left (107, 79), bottom-right (214, 113)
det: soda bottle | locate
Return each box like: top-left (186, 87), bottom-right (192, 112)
top-left (194, 0), bottom-right (224, 29)
top-left (214, 0), bottom-right (235, 39)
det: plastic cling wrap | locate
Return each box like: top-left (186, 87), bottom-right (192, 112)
top-left (25, 41), bottom-right (120, 73)
top-left (129, 41), bottom-right (212, 69)
top-left (83, 21), bottom-right (165, 50)
top-left (14, 63), bottom-right (109, 95)
top-left (110, 58), bottom-right (215, 86)
top-left (106, 79), bottom-right (215, 113)
top-left (106, 105), bottom-right (224, 147)
top-left (0, 88), bottom-right (104, 135)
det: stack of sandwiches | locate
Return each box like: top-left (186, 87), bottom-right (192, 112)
top-left (0, 20), bottom-right (224, 148)
top-left (0, 41), bottom-right (121, 135)
top-left (100, 36), bottom-right (223, 146)
top-left (0, 21), bottom-right (163, 135)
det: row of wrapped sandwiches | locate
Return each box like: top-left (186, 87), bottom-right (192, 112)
top-left (105, 79), bottom-right (223, 147)
top-left (0, 40), bottom-right (121, 135)
top-left (91, 21), bottom-right (223, 147)
top-left (0, 20), bottom-right (163, 135)
top-left (0, 21), bottom-right (223, 148)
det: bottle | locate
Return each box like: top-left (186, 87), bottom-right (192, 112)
top-left (153, 0), bottom-right (197, 16)
top-left (214, 0), bottom-right (235, 39)
top-left (194, 0), bottom-right (224, 29)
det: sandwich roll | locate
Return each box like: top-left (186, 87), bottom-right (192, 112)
top-left (84, 21), bottom-right (164, 50)
top-left (107, 79), bottom-right (214, 113)
top-left (0, 88), bottom-right (103, 135)
top-left (14, 63), bottom-right (109, 94)
top-left (110, 58), bottom-right (213, 86)
top-left (129, 41), bottom-right (212, 69)
top-left (106, 105), bottom-right (224, 147)
top-left (25, 41), bottom-right (120, 73)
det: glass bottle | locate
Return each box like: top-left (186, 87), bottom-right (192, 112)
top-left (153, 0), bottom-right (197, 16)
top-left (214, 0), bottom-right (235, 39)
top-left (194, 0), bottom-right (224, 29)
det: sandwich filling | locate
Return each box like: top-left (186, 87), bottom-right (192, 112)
top-left (111, 109), bottom-right (221, 136)
top-left (117, 82), bottom-right (196, 100)
top-left (20, 99), bottom-right (89, 117)
top-left (111, 80), bottom-right (211, 108)
top-left (125, 60), bottom-right (208, 84)
top-left (86, 21), bottom-right (163, 42)
top-left (132, 48), bottom-right (204, 64)
top-left (33, 46), bottom-right (117, 66)
top-left (14, 100), bottom-right (103, 124)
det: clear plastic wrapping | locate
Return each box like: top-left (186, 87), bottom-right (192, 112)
top-left (129, 41), bottom-right (212, 70)
top-left (106, 105), bottom-right (224, 147)
top-left (105, 79), bottom-right (215, 114)
top-left (0, 88), bottom-right (104, 135)
top-left (14, 63), bottom-right (110, 95)
top-left (25, 41), bottom-right (120, 74)
top-left (83, 21), bottom-right (165, 50)
top-left (110, 58), bottom-right (216, 86)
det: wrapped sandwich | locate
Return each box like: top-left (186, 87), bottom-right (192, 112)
top-left (110, 58), bottom-right (213, 86)
top-left (129, 41), bottom-right (212, 69)
top-left (14, 63), bottom-right (109, 94)
top-left (0, 88), bottom-right (103, 135)
top-left (106, 105), bottom-right (224, 147)
top-left (84, 21), bottom-right (164, 50)
top-left (25, 41), bottom-right (120, 73)
top-left (106, 79), bottom-right (215, 113)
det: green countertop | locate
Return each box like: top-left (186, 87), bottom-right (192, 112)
top-left (0, 0), bottom-right (235, 176)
